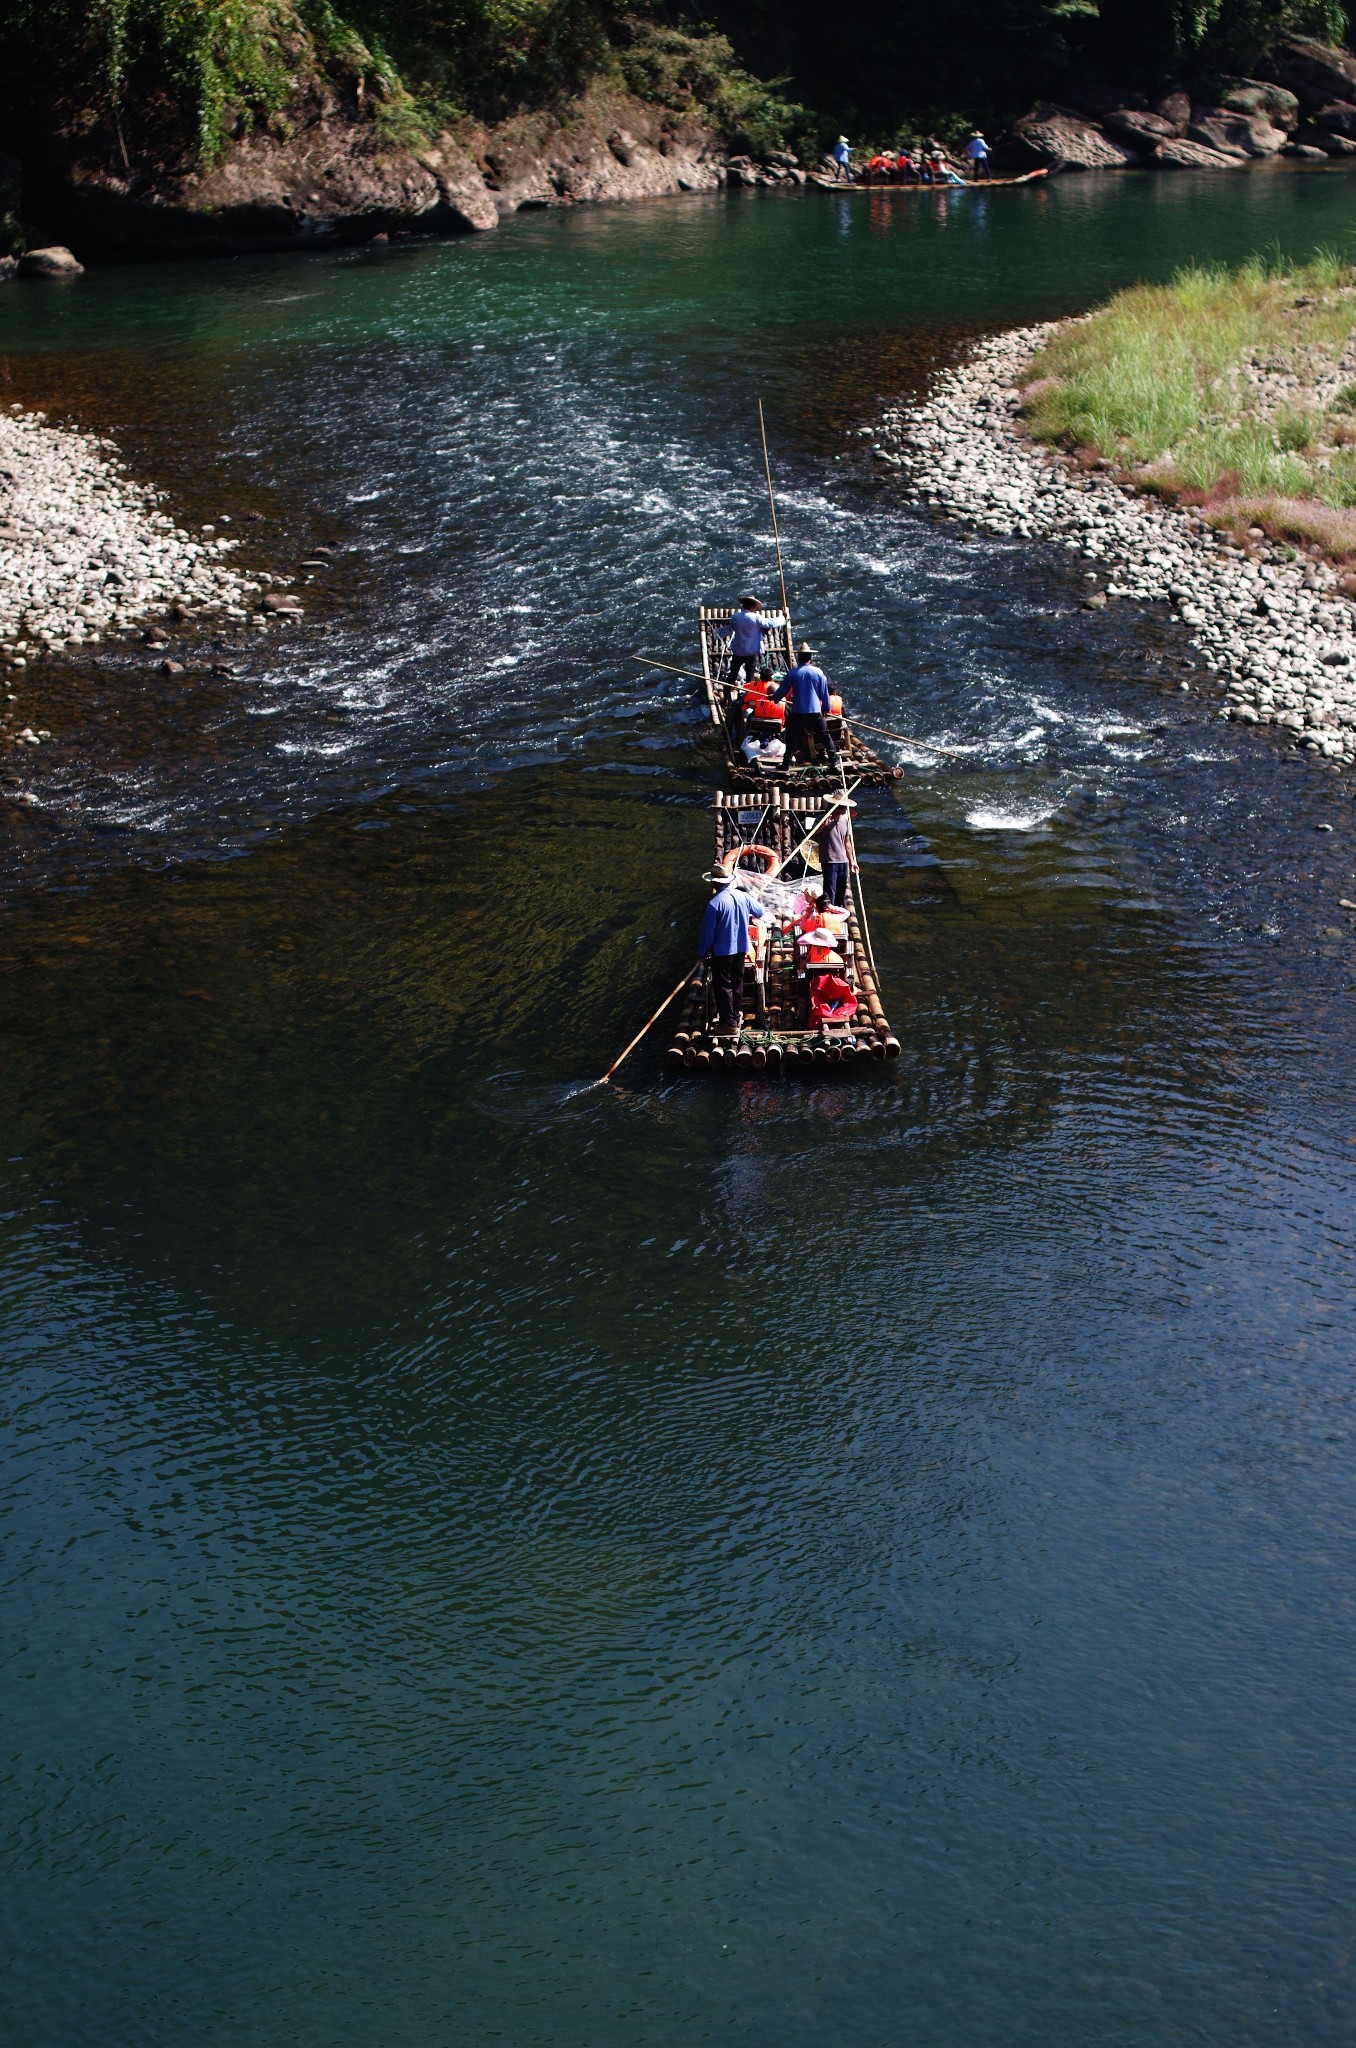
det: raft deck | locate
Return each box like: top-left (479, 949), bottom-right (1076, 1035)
top-left (698, 606), bottom-right (902, 793)
top-left (667, 789), bottom-right (900, 1075)
top-left (809, 167), bottom-right (1049, 191)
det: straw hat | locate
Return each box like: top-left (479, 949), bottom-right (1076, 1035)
top-left (796, 640), bottom-right (817, 659)
top-left (828, 793), bottom-right (858, 810)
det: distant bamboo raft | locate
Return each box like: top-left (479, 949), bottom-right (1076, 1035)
top-left (808, 167), bottom-right (1049, 192)
top-left (697, 607), bottom-right (903, 793)
top-left (667, 789), bottom-right (901, 1076)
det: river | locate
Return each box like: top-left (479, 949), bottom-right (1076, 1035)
top-left (3, 167), bottom-right (1356, 2046)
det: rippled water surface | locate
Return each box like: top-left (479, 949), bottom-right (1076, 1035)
top-left (5, 169), bottom-right (1356, 2046)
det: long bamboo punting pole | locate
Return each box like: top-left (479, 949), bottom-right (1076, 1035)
top-left (849, 715), bottom-right (970, 761)
top-left (595, 964), bottom-right (702, 1088)
top-left (634, 654), bottom-right (708, 684)
top-left (758, 400), bottom-right (792, 625)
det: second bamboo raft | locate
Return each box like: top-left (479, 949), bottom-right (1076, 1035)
top-left (667, 788), bottom-right (901, 1075)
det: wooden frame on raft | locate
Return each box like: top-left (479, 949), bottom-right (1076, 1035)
top-left (666, 789), bottom-right (901, 1076)
top-left (697, 606), bottom-right (903, 793)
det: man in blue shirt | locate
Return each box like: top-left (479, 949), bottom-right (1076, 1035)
top-left (771, 641), bottom-right (840, 769)
top-left (699, 867), bottom-right (765, 1037)
top-left (831, 135), bottom-right (853, 181)
top-left (727, 595), bottom-right (777, 685)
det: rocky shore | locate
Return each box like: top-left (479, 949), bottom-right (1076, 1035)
top-left (870, 328), bottom-right (1356, 765)
top-left (0, 404), bottom-right (290, 776)
top-left (0, 405), bottom-right (257, 658)
top-left (5, 90), bottom-right (800, 263)
top-left (1010, 36), bottom-right (1356, 173)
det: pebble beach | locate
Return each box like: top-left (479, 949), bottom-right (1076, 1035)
top-left (0, 402), bottom-right (254, 666)
top-left (872, 325), bottom-right (1356, 765)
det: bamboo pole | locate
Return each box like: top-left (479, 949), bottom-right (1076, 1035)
top-left (850, 715), bottom-right (970, 761)
top-left (595, 964), bottom-right (703, 1088)
top-left (634, 654), bottom-right (708, 684)
top-left (758, 399), bottom-right (792, 625)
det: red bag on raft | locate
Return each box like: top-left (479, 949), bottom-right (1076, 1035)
top-left (808, 973), bottom-right (857, 1026)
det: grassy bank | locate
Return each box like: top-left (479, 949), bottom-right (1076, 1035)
top-left (1022, 257), bottom-right (1356, 557)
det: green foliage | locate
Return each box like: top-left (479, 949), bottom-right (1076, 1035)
top-left (1095, 0), bottom-right (1347, 85)
top-left (615, 24), bottom-right (804, 153)
top-left (0, 0), bottom-right (298, 161)
top-left (2, 0), bottom-right (1354, 178)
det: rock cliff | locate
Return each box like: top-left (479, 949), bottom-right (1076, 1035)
top-left (12, 88), bottom-right (801, 260)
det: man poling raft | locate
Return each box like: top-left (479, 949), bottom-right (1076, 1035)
top-left (812, 792), bottom-right (858, 907)
top-left (698, 857), bottom-right (767, 1040)
top-left (772, 642), bottom-right (841, 770)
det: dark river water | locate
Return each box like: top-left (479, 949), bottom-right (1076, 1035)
top-left (5, 168), bottom-right (1356, 2046)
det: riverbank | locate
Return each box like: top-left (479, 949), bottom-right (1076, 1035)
top-left (7, 90), bottom-right (784, 262)
top-left (0, 404), bottom-right (265, 773)
top-left (874, 291), bottom-right (1356, 766)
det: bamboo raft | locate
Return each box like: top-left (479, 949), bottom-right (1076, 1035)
top-left (698, 606), bottom-right (902, 794)
top-left (666, 789), bottom-right (900, 1075)
top-left (809, 167), bottom-right (1049, 192)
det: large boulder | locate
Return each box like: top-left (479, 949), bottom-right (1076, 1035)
top-left (1011, 105), bottom-right (1138, 171)
top-left (18, 245), bottom-right (83, 276)
top-left (1103, 107), bottom-right (1179, 148)
top-left (1256, 35), bottom-right (1356, 111)
top-left (1189, 107), bottom-right (1286, 156)
top-left (1156, 91), bottom-right (1192, 136)
top-left (1215, 76), bottom-right (1301, 129)
top-left (1310, 98), bottom-right (1356, 138)
top-left (417, 138), bottom-right (500, 230)
top-left (1155, 136), bottom-right (1248, 169)
top-left (1186, 113), bottom-right (1250, 156)
top-left (1297, 123), bottom-right (1356, 153)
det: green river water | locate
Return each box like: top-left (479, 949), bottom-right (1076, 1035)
top-left (4, 166), bottom-right (1356, 2045)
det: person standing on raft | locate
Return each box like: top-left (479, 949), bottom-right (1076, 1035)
top-left (966, 130), bottom-right (991, 179)
top-left (699, 867), bottom-right (765, 1039)
top-left (831, 135), bottom-right (853, 181)
top-left (727, 595), bottom-right (778, 685)
top-left (771, 642), bottom-right (840, 769)
top-left (813, 794), bottom-right (858, 908)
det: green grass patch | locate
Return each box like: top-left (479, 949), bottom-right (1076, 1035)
top-left (1022, 255), bottom-right (1356, 549)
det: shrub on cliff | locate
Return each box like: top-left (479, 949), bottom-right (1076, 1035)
top-left (0, 0), bottom-right (800, 173)
top-left (614, 23), bottom-right (805, 155)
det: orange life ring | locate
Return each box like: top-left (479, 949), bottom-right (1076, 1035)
top-left (722, 843), bottom-right (778, 876)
